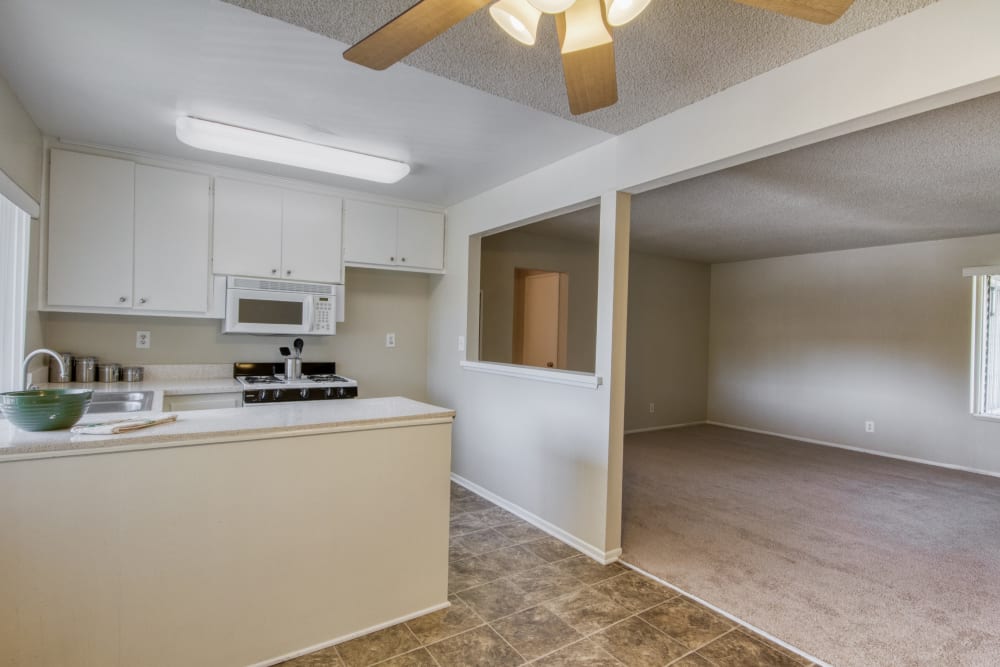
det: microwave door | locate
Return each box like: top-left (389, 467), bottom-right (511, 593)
top-left (227, 290), bottom-right (309, 334)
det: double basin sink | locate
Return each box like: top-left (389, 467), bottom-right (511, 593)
top-left (88, 391), bottom-right (154, 414)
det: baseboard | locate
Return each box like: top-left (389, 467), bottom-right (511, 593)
top-left (249, 600), bottom-right (451, 667)
top-left (706, 421), bottom-right (1000, 480)
top-left (450, 473), bottom-right (621, 565)
top-left (620, 561), bottom-right (831, 667)
top-left (624, 420), bottom-right (707, 435)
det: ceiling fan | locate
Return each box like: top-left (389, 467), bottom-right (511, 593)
top-left (344, 0), bottom-right (855, 115)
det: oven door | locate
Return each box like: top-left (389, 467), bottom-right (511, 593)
top-left (223, 289), bottom-right (312, 335)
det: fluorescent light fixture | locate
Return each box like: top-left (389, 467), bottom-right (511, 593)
top-left (528, 0), bottom-right (576, 13)
top-left (490, 0), bottom-right (542, 45)
top-left (560, 0), bottom-right (612, 53)
top-left (604, 0), bottom-right (652, 26)
top-left (175, 117), bottom-right (410, 184)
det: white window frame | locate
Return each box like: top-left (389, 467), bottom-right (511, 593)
top-left (0, 192), bottom-right (31, 393)
top-left (967, 267), bottom-right (1000, 420)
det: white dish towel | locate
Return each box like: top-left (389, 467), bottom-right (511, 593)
top-left (71, 414), bottom-right (178, 435)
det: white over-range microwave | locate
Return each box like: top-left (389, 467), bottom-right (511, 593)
top-left (223, 276), bottom-right (343, 335)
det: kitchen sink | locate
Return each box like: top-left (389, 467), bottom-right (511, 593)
top-left (87, 391), bottom-right (154, 414)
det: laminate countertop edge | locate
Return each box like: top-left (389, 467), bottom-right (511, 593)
top-left (0, 397), bottom-right (455, 462)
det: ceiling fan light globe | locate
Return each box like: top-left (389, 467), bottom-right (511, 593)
top-left (528, 0), bottom-right (577, 14)
top-left (605, 0), bottom-right (652, 26)
top-left (490, 0), bottom-right (542, 45)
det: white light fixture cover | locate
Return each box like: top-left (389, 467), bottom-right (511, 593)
top-left (560, 0), bottom-right (612, 53)
top-left (175, 117), bottom-right (410, 184)
top-left (604, 0), bottom-right (652, 26)
top-left (490, 0), bottom-right (542, 45)
top-left (527, 0), bottom-right (576, 14)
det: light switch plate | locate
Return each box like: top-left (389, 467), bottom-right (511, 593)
top-left (386, 332), bottom-right (396, 348)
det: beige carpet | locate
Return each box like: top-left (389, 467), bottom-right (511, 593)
top-left (621, 425), bottom-right (1000, 667)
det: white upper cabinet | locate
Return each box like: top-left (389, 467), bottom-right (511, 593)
top-left (343, 200), bottom-right (398, 266)
top-left (47, 150), bottom-right (135, 308)
top-left (46, 150), bottom-right (215, 315)
top-left (397, 207), bottom-right (445, 271)
top-left (212, 178), bottom-right (283, 279)
top-left (133, 165), bottom-right (212, 313)
top-left (213, 178), bottom-right (343, 283)
top-left (343, 200), bottom-right (445, 273)
top-left (281, 190), bottom-right (343, 283)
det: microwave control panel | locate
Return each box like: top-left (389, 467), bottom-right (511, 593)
top-left (313, 296), bottom-right (334, 333)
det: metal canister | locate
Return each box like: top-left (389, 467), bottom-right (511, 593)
top-left (48, 352), bottom-right (74, 383)
top-left (121, 366), bottom-right (144, 383)
top-left (74, 357), bottom-right (97, 383)
top-left (284, 357), bottom-right (302, 380)
top-left (97, 363), bottom-right (121, 383)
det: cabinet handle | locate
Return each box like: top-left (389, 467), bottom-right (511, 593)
top-left (286, 270), bottom-right (292, 276)
top-left (271, 268), bottom-right (278, 275)
top-left (139, 298), bottom-right (147, 304)
top-left (118, 296), bottom-right (127, 303)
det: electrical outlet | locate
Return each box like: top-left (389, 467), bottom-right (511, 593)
top-left (865, 420), bottom-right (875, 433)
top-left (649, 403), bottom-right (655, 413)
top-left (385, 332), bottom-right (396, 348)
top-left (136, 331), bottom-right (151, 349)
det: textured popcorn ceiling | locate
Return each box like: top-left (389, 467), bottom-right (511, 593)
top-left (508, 92), bottom-right (1000, 263)
top-left (225, 0), bottom-right (938, 133)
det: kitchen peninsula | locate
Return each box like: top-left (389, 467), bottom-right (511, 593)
top-left (0, 397), bottom-right (454, 667)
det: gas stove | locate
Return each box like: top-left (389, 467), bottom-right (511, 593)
top-left (234, 362), bottom-right (358, 405)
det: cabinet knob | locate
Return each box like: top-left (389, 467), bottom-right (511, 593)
top-left (118, 296), bottom-right (127, 303)
top-left (401, 257), bottom-right (406, 262)
top-left (286, 270), bottom-right (292, 276)
top-left (271, 269), bottom-right (278, 275)
top-left (139, 298), bottom-right (147, 304)
top-left (390, 256), bottom-right (395, 262)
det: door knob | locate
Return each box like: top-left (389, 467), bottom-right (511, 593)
top-left (401, 257), bottom-right (406, 262)
top-left (286, 270), bottom-right (292, 276)
top-left (139, 298), bottom-right (147, 304)
top-left (118, 296), bottom-right (127, 303)
top-left (271, 268), bottom-right (278, 275)
top-left (547, 362), bottom-right (554, 368)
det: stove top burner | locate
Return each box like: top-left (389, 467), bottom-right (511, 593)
top-left (307, 374), bottom-right (350, 383)
top-left (242, 375), bottom-right (283, 385)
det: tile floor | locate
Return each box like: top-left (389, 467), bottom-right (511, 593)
top-left (280, 483), bottom-right (816, 667)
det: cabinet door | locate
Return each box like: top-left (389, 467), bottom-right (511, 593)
top-left (47, 150), bottom-right (135, 308)
top-left (213, 178), bottom-right (282, 278)
top-left (396, 208), bottom-right (445, 271)
top-left (163, 392), bottom-right (243, 411)
top-left (134, 165), bottom-right (212, 312)
top-left (281, 190), bottom-right (343, 283)
top-left (343, 200), bottom-right (398, 266)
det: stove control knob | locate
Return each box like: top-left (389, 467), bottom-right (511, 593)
top-left (273, 389), bottom-right (283, 401)
top-left (258, 390), bottom-right (266, 401)
top-left (300, 388), bottom-right (309, 399)
top-left (325, 387), bottom-right (334, 398)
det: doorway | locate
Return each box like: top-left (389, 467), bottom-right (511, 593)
top-left (512, 268), bottom-right (568, 370)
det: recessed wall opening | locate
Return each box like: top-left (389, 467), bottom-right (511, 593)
top-left (472, 203), bottom-right (600, 374)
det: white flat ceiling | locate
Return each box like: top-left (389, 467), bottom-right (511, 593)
top-left (0, 0), bottom-right (610, 207)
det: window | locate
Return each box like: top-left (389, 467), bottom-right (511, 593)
top-left (971, 272), bottom-right (1000, 418)
top-left (0, 192), bottom-right (31, 393)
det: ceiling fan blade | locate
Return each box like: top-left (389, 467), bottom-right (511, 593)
top-left (344, 0), bottom-right (492, 70)
top-left (731, 0), bottom-right (855, 24)
top-left (555, 2), bottom-right (618, 115)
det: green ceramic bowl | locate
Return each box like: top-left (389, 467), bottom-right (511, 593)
top-left (0, 389), bottom-right (93, 431)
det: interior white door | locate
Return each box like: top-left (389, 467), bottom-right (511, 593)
top-left (134, 165), bottom-right (212, 312)
top-left (343, 200), bottom-right (398, 266)
top-left (213, 178), bottom-right (282, 278)
top-left (281, 190), bottom-right (343, 283)
top-left (396, 208), bottom-right (444, 270)
top-left (47, 150), bottom-right (135, 308)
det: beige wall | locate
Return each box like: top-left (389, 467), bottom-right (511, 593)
top-left (708, 233), bottom-right (1000, 473)
top-left (0, 73), bottom-right (42, 203)
top-left (480, 228), bottom-right (598, 372)
top-left (625, 253), bottom-right (710, 432)
top-left (41, 267), bottom-right (431, 400)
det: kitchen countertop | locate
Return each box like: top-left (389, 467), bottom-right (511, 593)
top-left (0, 397), bottom-right (455, 462)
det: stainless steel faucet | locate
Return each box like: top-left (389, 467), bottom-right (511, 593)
top-left (22, 349), bottom-right (66, 390)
